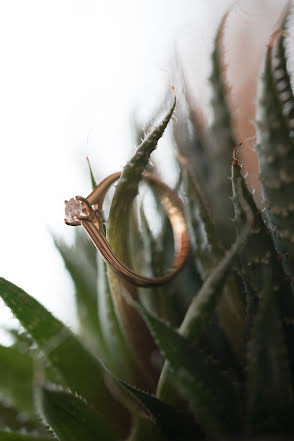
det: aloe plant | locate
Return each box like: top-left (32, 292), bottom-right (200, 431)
top-left (1, 9), bottom-right (294, 441)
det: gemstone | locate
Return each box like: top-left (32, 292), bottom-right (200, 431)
top-left (65, 198), bottom-right (82, 222)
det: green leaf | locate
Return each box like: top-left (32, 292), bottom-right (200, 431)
top-left (0, 344), bottom-right (34, 417)
top-left (256, 24), bottom-right (294, 286)
top-left (121, 381), bottom-right (203, 441)
top-left (158, 175), bottom-right (252, 402)
top-left (180, 158), bottom-right (223, 278)
top-left (137, 197), bottom-right (182, 326)
top-left (231, 150), bottom-right (294, 344)
top-left (0, 402), bottom-right (47, 435)
top-left (108, 94), bottom-right (176, 239)
top-left (247, 280), bottom-right (294, 435)
top-left (179, 157), bottom-right (246, 357)
top-left (96, 254), bottom-right (139, 383)
top-left (105, 95), bottom-right (176, 390)
top-left (0, 431), bottom-right (50, 441)
top-left (127, 417), bottom-right (164, 441)
top-left (0, 278), bottom-right (122, 424)
top-left (86, 156), bottom-right (98, 190)
top-left (54, 230), bottom-right (102, 355)
top-left (135, 305), bottom-right (242, 438)
top-left (179, 177), bottom-right (252, 339)
top-left (208, 12), bottom-right (236, 244)
top-left (40, 387), bottom-right (117, 441)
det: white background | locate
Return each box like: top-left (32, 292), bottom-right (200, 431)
top-left (0, 0), bottom-right (286, 339)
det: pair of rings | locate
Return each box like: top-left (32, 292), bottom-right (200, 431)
top-left (64, 172), bottom-right (189, 287)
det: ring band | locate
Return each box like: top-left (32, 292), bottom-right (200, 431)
top-left (64, 171), bottom-right (189, 287)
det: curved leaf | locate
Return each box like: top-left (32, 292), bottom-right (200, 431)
top-left (106, 95), bottom-right (176, 390)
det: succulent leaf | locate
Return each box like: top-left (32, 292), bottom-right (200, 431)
top-left (179, 175), bottom-right (253, 340)
top-left (106, 95), bottom-right (176, 390)
top-left (246, 279), bottom-right (294, 435)
top-left (208, 12), bottom-right (236, 243)
top-left (0, 431), bottom-right (50, 441)
top-left (96, 255), bottom-right (139, 383)
top-left (54, 231), bottom-right (101, 355)
top-left (179, 158), bottom-right (246, 356)
top-left (180, 158), bottom-right (222, 277)
top-left (39, 387), bottom-right (117, 441)
top-left (135, 304), bottom-right (242, 437)
top-left (127, 417), bottom-right (164, 441)
top-left (86, 156), bottom-right (98, 190)
top-left (0, 402), bottom-right (47, 435)
top-left (0, 344), bottom-right (34, 417)
top-left (0, 278), bottom-right (121, 422)
top-left (231, 148), bottom-right (294, 359)
top-left (121, 381), bottom-right (203, 441)
top-left (256, 28), bottom-right (294, 286)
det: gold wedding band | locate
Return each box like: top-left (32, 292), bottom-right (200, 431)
top-left (64, 171), bottom-right (189, 287)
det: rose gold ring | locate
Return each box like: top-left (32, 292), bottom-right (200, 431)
top-left (64, 171), bottom-right (189, 287)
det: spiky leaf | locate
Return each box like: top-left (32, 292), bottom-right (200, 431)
top-left (121, 381), bottom-right (202, 441)
top-left (0, 278), bottom-right (121, 423)
top-left (208, 13), bottom-right (236, 243)
top-left (135, 304), bottom-right (242, 438)
top-left (231, 150), bottom-right (294, 357)
top-left (0, 345), bottom-right (34, 417)
top-left (106, 96), bottom-right (176, 390)
top-left (256, 28), bottom-right (294, 285)
top-left (179, 158), bottom-right (246, 356)
top-left (158, 173), bottom-right (252, 402)
top-left (0, 432), bottom-right (50, 441)
top-left (247, 280), bottom-right (294, 435)
top-left (96, 255), bottom-right (139, 383)
top-left (40, 387), bottom-right (117, 441)
top-left (54, 230), bottom-right (101, 354)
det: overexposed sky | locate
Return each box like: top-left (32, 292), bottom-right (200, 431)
top-left (0, 0), bottom-right (284, 337)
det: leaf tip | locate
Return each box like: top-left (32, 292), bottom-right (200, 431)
top-left (232, 142), bottom-right (242, 169)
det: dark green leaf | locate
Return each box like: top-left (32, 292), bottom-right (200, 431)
top-left (0, 278), bottom-right (122, 424)
top-left (208, 12), bottom-right (236, 244)
top-left (96, 255), bottom-right (139, 384)
top-left (86, 156), bottom-right (98, 190)
top-left (127, 417), bottom-right (164, 441)
top-left (135, 305), bottom-right (242, 438)
top-left (231, 151), bottom-right (294, 345)
top-left (0, 344), bottom-right (34, 417)
top-left (0, 402), bottom-right (47, 435)
top-left (40, 387), bottom-right (117, 441)
top-left (256, 23), bottom-right (294, 286)
top-left (247, 279), bottom-right (294, 435)
top-left (121, 381), bottom-right (203, 441)
top-left (105, 95), bottom-right (176, 391)
top-left (158, 175), bottom-right (252, 402)
top-left (179, 175), bottom-right (253, 340)
top-left (179, 158), bottom-right (246, 357)
top-left (0, 431), bottom-right (50, 441)
top-left (54, 231), bottom-right (102, 355)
